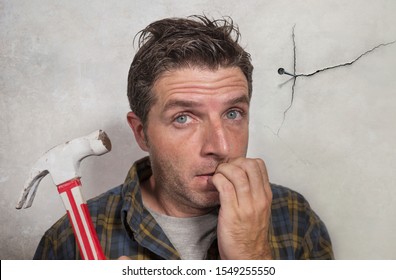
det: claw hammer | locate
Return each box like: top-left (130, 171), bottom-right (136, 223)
top-left (16, 130), bottom-right (111, 260)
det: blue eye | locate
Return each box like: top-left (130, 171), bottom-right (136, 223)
top-left (175, 115), bottom-right (188, 124)
top-left (226, 110), bottom-right (240, 120)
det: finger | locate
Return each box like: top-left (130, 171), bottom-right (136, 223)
top-left (230, 158), bottom-right (266, 200)
top-left (255, 158), bottom-right (272, 202)
top-left (215, 161), bottom-right (253, 207)
top-left (211, 172), bottom-right (238, 211)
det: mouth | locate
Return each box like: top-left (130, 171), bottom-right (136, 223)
top-left (196, 172), bottom-right (216, 188)
top-left (196, 172), bottom-right (215, 178)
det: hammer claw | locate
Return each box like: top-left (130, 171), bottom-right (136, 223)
top-left (16, 170), bottom-right (48, 209)
top-left (25, 172), bottom-right (48, 208)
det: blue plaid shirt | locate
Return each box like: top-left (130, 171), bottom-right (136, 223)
top-left (33, 157), bottom-right (334, 259)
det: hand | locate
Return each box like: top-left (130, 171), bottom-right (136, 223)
top-left (118, 256), bottom-right (131, 260)
top-left (211, 157), bottom-right (273, 259)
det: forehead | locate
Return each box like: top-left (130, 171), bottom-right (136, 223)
top-left (152, 67), bottom-right (249, 103)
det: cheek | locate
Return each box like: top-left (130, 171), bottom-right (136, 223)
top-left (228, 125), bottom-right (249, 154)
top-left (147, 128), bottom-right (195, 162)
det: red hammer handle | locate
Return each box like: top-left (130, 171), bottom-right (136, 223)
top-left (57, 178), bottom-right (106, 260)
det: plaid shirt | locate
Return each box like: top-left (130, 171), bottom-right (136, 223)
top-left (33, 157), bottom-right (334, 260)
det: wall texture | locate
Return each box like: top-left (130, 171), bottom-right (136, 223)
top-left (1, 0), bottom-right (395, 259)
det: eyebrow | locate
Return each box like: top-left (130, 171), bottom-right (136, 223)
top-left (163, 95), bottom-right (250, 112)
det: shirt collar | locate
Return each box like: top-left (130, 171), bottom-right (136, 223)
top-left (120, 156), bottom-right (181, 259)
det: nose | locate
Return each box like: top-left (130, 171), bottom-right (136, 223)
top-left (200, 119), bottom-right (230, 160)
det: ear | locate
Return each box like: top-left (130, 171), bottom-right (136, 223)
top-left (127, 112), bottom-right (149, 152)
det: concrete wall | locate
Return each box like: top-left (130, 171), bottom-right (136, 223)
top-left (1, 0), bottom-right (395, 259)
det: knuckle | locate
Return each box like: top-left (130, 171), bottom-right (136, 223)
top-left (222, 180), bottom-right (235, 193)
top-left (257, 200), bottom-right (270, 212)
top-left (241, 158), bottom-right (256, 170)
top-left (255, 158), bottom-right (266, 171)
top-left (233, 167), bottom-right (246, 178)
top-left (212, 173), bottom-right (233, 191)
top-left (215, 162), bottom-right (226, 172)
top-left (234, 170), bottom-right (250, 188)
top-left (254, 157), bottom-right (265, 165)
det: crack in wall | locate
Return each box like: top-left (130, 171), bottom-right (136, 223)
top-left (277, 25), bottom-right (395, 135)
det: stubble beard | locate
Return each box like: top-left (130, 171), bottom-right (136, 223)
top-left (149, 155), bottom-right (220, 215)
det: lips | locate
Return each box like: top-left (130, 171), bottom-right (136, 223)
top-left (198, 172), bottom-right (215, 177)
top-left (196, 171), bottom-right (216, 181)
top-left (195, 172), bottom-right (216, 189)
top-left (194, 162), bottom-right (220, 187)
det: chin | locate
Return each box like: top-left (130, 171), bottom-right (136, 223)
top-left (194, 191), bottom-right (220, 209)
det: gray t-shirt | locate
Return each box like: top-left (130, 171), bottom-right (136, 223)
top-left (147, 208), bottom-right (218, 260)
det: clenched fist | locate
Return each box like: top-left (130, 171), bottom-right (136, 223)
top-left (211, 157), bottom-right (273, 259)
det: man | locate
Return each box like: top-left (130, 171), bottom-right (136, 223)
top-left (34, 15), bottom-right (334, 260)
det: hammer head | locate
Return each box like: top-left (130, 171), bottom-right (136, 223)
top-left (16, 130), bottom-right (112, 209)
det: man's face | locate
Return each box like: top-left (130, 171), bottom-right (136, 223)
top-left (141, 67), bottom-right (249, 215)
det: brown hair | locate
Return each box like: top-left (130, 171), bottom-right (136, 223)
top-left (127, 15), bottom-right (253, 127)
